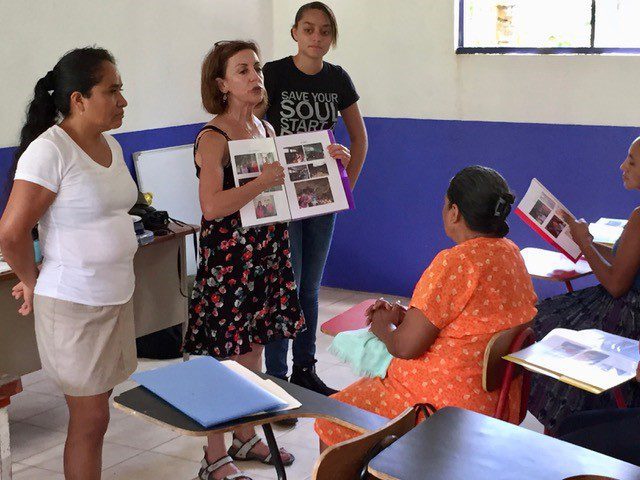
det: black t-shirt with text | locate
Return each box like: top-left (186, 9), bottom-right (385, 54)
top-left (263, 56), bottom-right (359, 136)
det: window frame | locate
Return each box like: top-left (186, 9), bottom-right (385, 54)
top-left (456, 0), bottom-right (640, 54)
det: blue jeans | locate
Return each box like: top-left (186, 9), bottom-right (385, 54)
top-left (265, 213), bottom-right (336, 378)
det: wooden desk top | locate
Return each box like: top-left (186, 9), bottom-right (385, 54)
top-left (0, 374), bottom-right (22, 409)
top-left (521, 247), bottom-right (593, 282)
top-left (142, 222), bottom-right (199, 247)
top-left (368, 407), bottom-right (640, 480)
top-left (0, 221), bottom-right (199, 282)
top-left (113, 373), bottom-right (387, 437)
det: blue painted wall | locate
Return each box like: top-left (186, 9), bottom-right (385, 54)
top-left (1, 118), bottom-right (637, 300)
top-left (0, 123), bottom-right (204, 212)
top-left (328, 118), bottom-right (639, 300)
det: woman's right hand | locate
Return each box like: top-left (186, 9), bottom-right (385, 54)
top-left (365, 298), bottom-right (392, 324)
top-left (12, 281), bottom-right (34, 316)
top-left (568, 217), bottom-right (593, 249)
top-left (257, 162), bottom-right (285, 191)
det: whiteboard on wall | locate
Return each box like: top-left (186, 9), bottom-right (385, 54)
top-left (134, 144), bottom-right (201, 275)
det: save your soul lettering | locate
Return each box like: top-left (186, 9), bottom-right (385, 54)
top-left (279, 91), bottom-right (339, 134)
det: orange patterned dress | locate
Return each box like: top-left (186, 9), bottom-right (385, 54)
top-left (315, 237), bottom-right (538, 446)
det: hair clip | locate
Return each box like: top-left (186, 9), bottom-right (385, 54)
top-left (494, 197), bottom-right (507, 217)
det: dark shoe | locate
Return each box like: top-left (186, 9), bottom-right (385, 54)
top-left (269, 375), bottom-right (298, 427)
top-left (290, 364), bottom-right (338, 396)
top-left (273, 416), bottom-right (298, 428)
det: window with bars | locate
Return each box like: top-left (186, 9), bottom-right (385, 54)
top-left (457, 0), bottom-right (640, 54)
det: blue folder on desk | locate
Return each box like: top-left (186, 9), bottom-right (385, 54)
top-left (131, 357), bottom-right (287, 427)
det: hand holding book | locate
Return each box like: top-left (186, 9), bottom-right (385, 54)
top-left (567, 217), bottom-right (594, 251)
top-left (326, 143), bottom-right (351, 169)
top-left (257, 161), bottom-right (285, 192)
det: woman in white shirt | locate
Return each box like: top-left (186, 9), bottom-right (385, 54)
top-left (0, 47), bottom-right (136, 480)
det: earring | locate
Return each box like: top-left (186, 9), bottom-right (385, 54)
top-left (222, 92), bottom-right (228, 103)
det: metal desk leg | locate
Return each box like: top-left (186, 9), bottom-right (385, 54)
top-left (0, 407), bottom-right (11, 480)
top-left (262, 423), bottom-right (287, 480)
top-left (564, 280), bottom-right (574, 293)
top-left (180, 238), bottom-right (190, 363)
top-left (613, 387), bottom-right (627, 408)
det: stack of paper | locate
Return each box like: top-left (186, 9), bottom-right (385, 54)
top-left (589, 218), bottom-right (627, 247)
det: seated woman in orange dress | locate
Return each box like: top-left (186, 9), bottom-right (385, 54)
top-left (315, 165), bottom-right (538, 447)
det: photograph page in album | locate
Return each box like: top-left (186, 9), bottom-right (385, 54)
top-left (228, 130), bottom-right (353, 228)
top-left (274, 130), bottom-right (352, 221)
top-left (505, 328), bottom-right (639, 394)
top-left (228, 137), bottom-right (292, 227)
top-left (515, 178), bottom-right (582, 262)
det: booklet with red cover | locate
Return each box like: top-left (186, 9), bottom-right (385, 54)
top-left (515, 179), bottom-right (582, 262)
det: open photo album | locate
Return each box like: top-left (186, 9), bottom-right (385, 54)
top-left (228, 130), bottom-right (354, 228)
top-left (515, 179), bottom-right (581, 262)
top-left (505, 328), bottom-right (639, 394)
top-left (516, 179), bottom-right (626, 261)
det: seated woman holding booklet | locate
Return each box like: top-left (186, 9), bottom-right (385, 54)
top-left (182, 40), bottom-right (305, 480)
top-left (314, 166), bottom-right (538, 448)
top-left (529, 136), bottom-right (640, 435)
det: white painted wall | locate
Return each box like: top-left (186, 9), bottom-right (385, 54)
top-left (272, 0), bottom-right (640, 127)
top-left (0, 0), bottom-right (273, 147)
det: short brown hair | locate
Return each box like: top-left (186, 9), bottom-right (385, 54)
top-left (201, 40), bottom-right (262, 114)
top-left (291, 2), bottom-right (338, 47)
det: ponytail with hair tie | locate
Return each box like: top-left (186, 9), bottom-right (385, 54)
top-left (41, 70), bottom-right (56, 93)
top-left (2, 47), bottom-right (115, 210)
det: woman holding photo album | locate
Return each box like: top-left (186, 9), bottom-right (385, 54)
top-left (263, 1), bottom-right (368, 401)
top-left (529, 136), bottom-right (640, 435)
top-left (182, 40), bottom-right (304, 480)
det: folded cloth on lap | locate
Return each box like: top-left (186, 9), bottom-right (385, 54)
top-left (328, 328), bottom-right (393, 379)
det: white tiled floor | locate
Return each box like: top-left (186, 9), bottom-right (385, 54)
top-left (7, 286), bottom-right (543, 479)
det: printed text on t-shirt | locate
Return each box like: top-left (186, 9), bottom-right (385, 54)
top-left (279, 91), bottom-right (339, 134)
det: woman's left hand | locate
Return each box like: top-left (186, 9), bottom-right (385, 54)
top-left (369, 308), bottom-right (397, 338)
top-left (327, 143), bottom-right (351, 169)
top-left (568, 217), bottom-right (593, 249)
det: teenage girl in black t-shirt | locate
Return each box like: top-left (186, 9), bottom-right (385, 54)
top-left (263, 2), bottom-right (368, 400)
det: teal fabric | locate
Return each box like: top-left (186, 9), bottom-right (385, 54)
top-left (328, 328), bottom-right (393, 379)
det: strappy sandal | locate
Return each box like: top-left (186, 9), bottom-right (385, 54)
top-left (227, 434), bottom-right (295, 466)
top-left (198, 447), bottom-right (252, 480)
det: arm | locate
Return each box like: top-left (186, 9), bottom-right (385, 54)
top-left (340, 102), bottom-right (368, 189)
top-left (196, 132), bottom-right (284, 220)
top-left (0, 180), bottom-right (55, 314)
top-left (571, 209), bottom-right (640, 298)
top-left (370, 306), bottom-right (440, 360)
top-left (593, 243), bottom-right (615, 263)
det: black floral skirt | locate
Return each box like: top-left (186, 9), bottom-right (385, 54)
top-left (528, 285), bottom-right (640, 434)
top-left (183, 218), bottom-right (305, 358)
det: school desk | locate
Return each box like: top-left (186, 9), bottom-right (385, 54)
top-left (320, 298), bottom-right (376, 336)
top-left (113, 372), bottom-right (387, 480)
top-left (521, 247), bottom-right (593, 292)
top-left (367, 407), bottom-right (640, 480)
